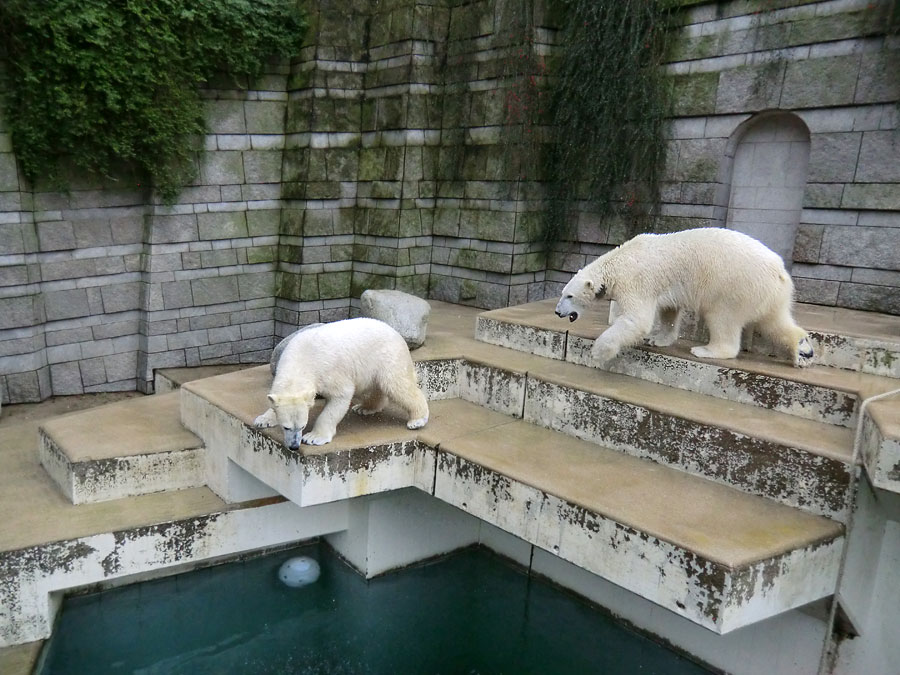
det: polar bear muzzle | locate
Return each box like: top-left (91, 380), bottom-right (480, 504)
top-left (283, 426), bottom-right (304, 450)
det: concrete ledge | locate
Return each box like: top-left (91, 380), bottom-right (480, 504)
top-left (862, 395), bottom-right (900, 494)
top-left (477, 300), bottom-right (900, 427)
top-left (524, 376), bottom-right (853, 520)
top-left (0, 499), bottom-right (348, 647)
top-left (181, 367), bottom-right (844, 634)
top-left (37, 393), bottom-right (205, 504)
top-left (38, 430), bottom-right (205, 505)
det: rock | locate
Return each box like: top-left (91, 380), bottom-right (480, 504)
top-left (270, 323), bottom-right (322, 375)
top-left (360, 290), bottom-right (430, 349)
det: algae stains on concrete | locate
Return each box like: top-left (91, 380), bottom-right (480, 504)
top-left (567, 333), bottom-right (857, 427)
top-left (1, 540), bottom-right (98, 645)
top-left (811, 331), bottom-right (900, 377)
top-left (475, 317), bottom-right (566, 360)
top-left (248, 425), bottom-right (297, 464)
top-left (865, 347), bottom-right (899, 377)
top-left (525, 378), bottom-right (852, 518)
top-left (0, 541), bottom-right (97, 581)
top-left (720, 368), bottom-right (856, 427)
top-left (101, 514), bottom-right (222, 576)
top-left (460, 363), bottom-right (525, 417)
top-left (71, 450), bottom-right (205, 503)
top-left (439, 453), bottom-right (514, 505)
top-left (668, 548), bottom-right (728, 624)
top-left (415, 359), bottom-right (462, 400)
top-left (303, 441), bottom-right (419, 480)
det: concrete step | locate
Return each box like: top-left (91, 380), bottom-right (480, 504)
top-left (38, 392), bottom-right (205, 505)
top-left (476, 300), bottom-right (900, 428)
top-left (180, 367), bottom-right (843, 634)
top-left (411, 343), bottom-right (854, 520)
top-left (861, 393), bottom-right (900, 494)
top-left (674, 302), bottom-right (900, 379)
top-left (154, 364), bottom-right (252, 394)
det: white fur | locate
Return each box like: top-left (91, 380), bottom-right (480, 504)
top-left (555, 228), bottom-right (813, 367)
top-left (253, 318), bottom-right (429, 447)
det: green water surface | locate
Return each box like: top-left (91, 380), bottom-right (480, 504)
top-left (40, 544), bottom-right (711, 674)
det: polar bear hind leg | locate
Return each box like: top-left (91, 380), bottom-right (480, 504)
top-left (646, 307), bottom-right (682, 347)
top-left (352, 389), bottom-right (387, 416)
top-left (691, 308), bottom-right (743, 360)
top-left (379, 367), bottom-right (429, 429)
top-left (757, 305), bottom-right (814, 367)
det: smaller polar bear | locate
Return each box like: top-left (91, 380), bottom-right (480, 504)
top-left (254, 318), bottom-right (429, 448)
top-left (555, 228), bottom-right (814, 366)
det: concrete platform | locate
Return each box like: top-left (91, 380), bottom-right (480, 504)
top-left (181, 366), bottom-right (843, 634)
top-left (38, 392), bottom-right (205, 504)
top-left (477, 299), bottom-right (900, 498)
top-left (417, 320), bottom-right (857, 519)
top-left (2, 298), bottom-right (895, 662)
top-left (0, 390), bottom-right (348, 653)
top-left (478, 299), bottom-right (899, 426)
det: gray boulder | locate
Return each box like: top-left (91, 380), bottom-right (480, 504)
top-left (270, 323), bottom-right (323, 375)
top-left (360, 289), bottom-right (430, 349)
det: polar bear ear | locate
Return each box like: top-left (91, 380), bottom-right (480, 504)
top-left (584, 279), bottom-right (595, 291)
top-left (267, 393), bottom-right (279, 406)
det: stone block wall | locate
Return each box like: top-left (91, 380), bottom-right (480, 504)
top-left (1, 0), bottom-right (898, 404)
top-left (139, 67), bottom-right (288, 383)
top-left (0, 61), bottom-right (289, 402)
top-left (427, 0), bottom-right (548, 309)
top-left (545, 0), bottom-right (900, 317)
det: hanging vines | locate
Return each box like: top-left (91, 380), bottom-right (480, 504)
top-left (541, 0), bottom-right (676, 244)
top-left (0, 0), bottom-right (306, 200)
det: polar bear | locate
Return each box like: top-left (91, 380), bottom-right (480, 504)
top-left (253, 318), bottom-right (429, 448)
top-left (554, 228), bottom-right (814, 366)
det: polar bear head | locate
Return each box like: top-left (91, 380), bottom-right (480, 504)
top-left (267, 391), bottom-right (315, 450)
top-left (555, 270), bottom-right (606, 323)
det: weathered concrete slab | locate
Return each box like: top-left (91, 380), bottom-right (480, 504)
top-left (862, 395), bottom-right (900, 494)
top-left (523, 375), bottom-right (853, 520)
top-left (476, 315), bottom-right (567, 360)
top-left (477, 300), bottom-right (898, 427)
top-left (181, 367), bottom-right (845, 634)
top-left (565, 334), bottom-right (858, 428)
top-left (38, 393), bottom-right (205, 504)
top-left (0, 499), bottom-right (347, 647)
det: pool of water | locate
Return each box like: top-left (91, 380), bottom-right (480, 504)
top-left (40, 544), bottom-right (710, 674)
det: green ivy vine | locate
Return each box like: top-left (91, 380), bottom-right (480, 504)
top-left (0, 0), bottom-right (306, 200)
top-left (536, 0), bottom-right (676, 244)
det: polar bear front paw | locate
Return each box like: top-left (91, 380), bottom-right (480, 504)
top-left (407, 416), bottom-right (428, 430)
top-left (253, 409), bottom-right (277, 428)
top-left (300, 430), bottom-right (334, 445)
top-left (796, 337), bottom-right (815, 367)
top-left (590, 340), bottom-right (619, 364)
top-left (690, 345), bottom-right (716, 359)
top-left (302, 431), bottom-right (333, 446)
top-left (352, 404), bottom-right (379, 416)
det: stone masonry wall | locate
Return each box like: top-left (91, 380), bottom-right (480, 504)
top-left (1, 0), bottom-right (898, 404)
top-left (0, 61), bottom-right (289, 402)
top-left (545, 0), bottom-right (900, 317)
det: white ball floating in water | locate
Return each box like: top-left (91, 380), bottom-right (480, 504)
top-left (278, 556), bottom-right (321, 587)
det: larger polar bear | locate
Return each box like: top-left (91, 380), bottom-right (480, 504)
top-left (254, 318), bottom-right (429, 448)
top-left (555, 228), bottom-right (814, 366)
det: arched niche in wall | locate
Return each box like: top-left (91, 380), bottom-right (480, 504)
top-left (717, 112), bottom-right (811, 271)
